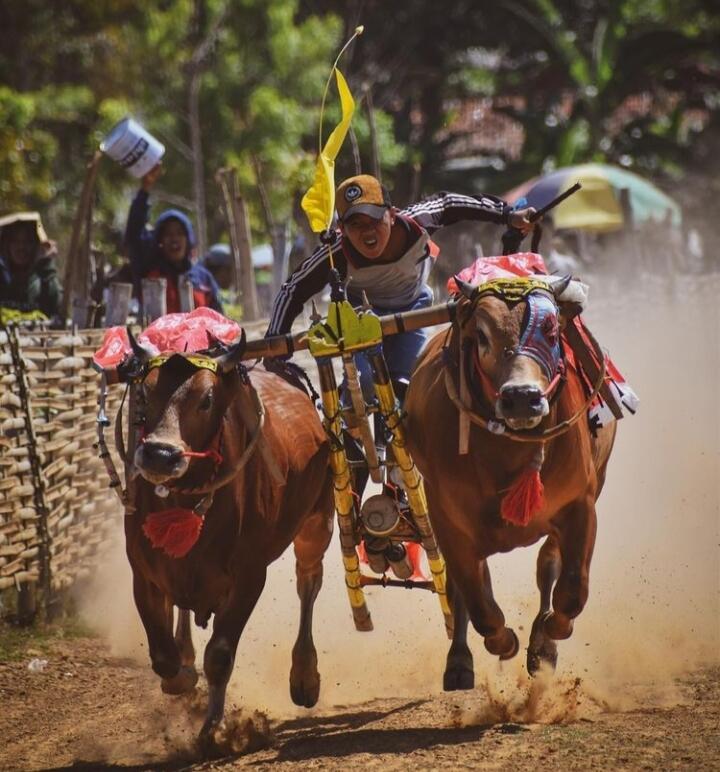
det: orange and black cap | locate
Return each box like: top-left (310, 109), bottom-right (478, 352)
top-left (336, 175), bottom-right (392, 222)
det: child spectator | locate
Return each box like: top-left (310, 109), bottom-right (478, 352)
top-left (124, 165), bottom-right (222, 314)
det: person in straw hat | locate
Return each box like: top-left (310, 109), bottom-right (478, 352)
top-left (0, 211), bottom-right (61, 320)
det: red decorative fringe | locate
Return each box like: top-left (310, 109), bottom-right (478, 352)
top-left (501, 467), bottom-right (545, 527)
top-left (142, 508), bottom-right (204, 558)
top-left (405, 542), bottom-right (428, 581)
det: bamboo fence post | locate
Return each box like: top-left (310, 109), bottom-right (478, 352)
top-left (105, 283), bottom-right (133, 326)
top-left (178, 275), bottom-right (195, 312)
top-left (141, 278), bottom-right (167, 322)
top-left (62, 151), bottom-right (102, 323)
top-left (233, 193), bottom-right (260, 320)
top-left (216, 168), bottom-right (260, 320)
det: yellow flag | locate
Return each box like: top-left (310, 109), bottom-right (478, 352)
top-left (302, 68), bottom-right (355, 233)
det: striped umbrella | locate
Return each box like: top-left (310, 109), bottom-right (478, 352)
top-left (505, 163), bottom-right (681, 233)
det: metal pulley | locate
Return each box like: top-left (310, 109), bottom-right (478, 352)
top-left (360, 494), bottom-right (400, 537)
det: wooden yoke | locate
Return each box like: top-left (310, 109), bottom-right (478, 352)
top-left (240, 300), bottom-right (458, 361)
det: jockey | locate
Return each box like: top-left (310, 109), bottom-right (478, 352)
top-left (266, 174), bottom-right (535, 402)
top-left (124, 165), bottom-right (222, 314)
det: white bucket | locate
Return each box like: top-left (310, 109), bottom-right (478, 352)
top-left (100, 117), bottom-right (165, 178)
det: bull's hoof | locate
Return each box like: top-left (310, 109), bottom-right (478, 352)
top-left (484, 628), bottom-right (519, 661)
top-left (290, 669), bottom-right (320, 708)
top-left (527, 616), bottom-right (558, 676)
top-left (198, 719), bottom-right (223, 759)
top-left (444, 646), bottom-right (474, 691)
top-left (161, 665), bottom-right (198, 695)
top-left (443, 664), bottom-right (474, 691)
top-left (544, 612), bottom-right (574, 640)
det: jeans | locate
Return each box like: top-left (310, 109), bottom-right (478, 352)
top-left (343, 285), bottom-right (434, 404)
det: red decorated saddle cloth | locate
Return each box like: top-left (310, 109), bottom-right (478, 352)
top-left (449, 253), bottom-right (639, 432)
top-left (93, 307), bottom-right (241, 369)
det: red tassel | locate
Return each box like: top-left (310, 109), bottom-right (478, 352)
top-left (501, 466), bottom-right (545, 527)
top-left (142, 508), bottom-right (204, 558)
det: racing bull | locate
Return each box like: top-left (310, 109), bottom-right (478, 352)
top-left (123, 332), bottom-right (333, 748)
top-left (405, 276), bottom-right (616, 688)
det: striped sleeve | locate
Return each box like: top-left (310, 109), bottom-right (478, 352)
top-left (400, 191), bottom-right (509, 234)
top-left (265, 235), bottom-right (343, 337)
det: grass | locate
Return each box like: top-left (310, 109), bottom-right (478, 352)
top-left (0, 611), bottom-right (96, 662)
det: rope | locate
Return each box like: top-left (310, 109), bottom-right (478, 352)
top-left (443, 325), bottom-right (607, 443)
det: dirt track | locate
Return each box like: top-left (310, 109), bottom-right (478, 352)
top-left (1, 635), bottom-right (718, 771)
top-left (1, 271), bottom-right (718, 770)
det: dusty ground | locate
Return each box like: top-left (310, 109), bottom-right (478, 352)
top-left (0, 633), bottom-right (718, 771)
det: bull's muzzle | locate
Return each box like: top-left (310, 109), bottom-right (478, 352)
top-left (135, 440), bottom-right (189, 483)
top-left (496, 384), bottom-right (549, 429)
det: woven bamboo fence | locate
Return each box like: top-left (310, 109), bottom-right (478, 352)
top-left (0, 326), bottom-right (124, 614)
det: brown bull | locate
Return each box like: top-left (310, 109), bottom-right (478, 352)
top-left (124, 334), bottom-right (333, 749)
top-left (405, 277), bottom-right (616, 688)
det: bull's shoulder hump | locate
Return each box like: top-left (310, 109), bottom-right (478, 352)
top-left (251, 371), bottom-right (326, 467)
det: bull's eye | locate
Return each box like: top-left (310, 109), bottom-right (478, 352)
top-left (199, 391), bottom-right (213, 411)
top-left (475, 327), bottom-right (489, 348)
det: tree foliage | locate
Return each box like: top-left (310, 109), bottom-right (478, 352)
top-left (0, 0), bottom-right (717, 262)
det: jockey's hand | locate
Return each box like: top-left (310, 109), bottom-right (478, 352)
top-left (141, 163), bottom-right (163, 192)
top-left (508, 207), bottom-right (538, 235)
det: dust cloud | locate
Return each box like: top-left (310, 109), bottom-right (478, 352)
top-left (77, 265), bottom-right (719, 728)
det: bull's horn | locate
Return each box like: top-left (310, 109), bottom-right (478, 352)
top-left (452, 275), bottom-right (478, 300)
top-left (126, 326), bottom-right (152, 362)
top-left (216, 329), bottom-right (247, 373)
top-left (550, 274), bottom-right (572, 299)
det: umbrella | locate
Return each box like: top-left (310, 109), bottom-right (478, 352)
top-left (505, 163), bottom-right (682, 233)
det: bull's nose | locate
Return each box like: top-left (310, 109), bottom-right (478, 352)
top-left (141, 441), bottom-right (184, 469)
top-left (499, 385), bottom-right (546, 418)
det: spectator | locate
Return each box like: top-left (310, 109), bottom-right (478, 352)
top-left (124, 165), bottom-right (222, 313)
top-left (0, 212), bottom-right (61, 320)
top-left (202, 243), bottom-right (234, 290)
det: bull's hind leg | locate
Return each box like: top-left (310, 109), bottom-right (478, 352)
top-left (443, 577), bottom-right (474, 690)
top-left (200, 565), bottom-right (267, 752)
top-left (162, 608), bottom-right (199, 695)
top-left (290, 507), bottom-right (333, 708)
top-left (527, 536), bottom-right (561, 675)
top-left (132, 572), bottom-right (192, 693)
top-left (544, 499), bottom-right (597, 641)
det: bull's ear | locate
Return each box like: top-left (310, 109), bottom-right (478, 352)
top-left (215, 329), bottom-right (247, 373)
top-left (452, 275), bottom-right (478, 300)
top-left (549, 274), bottom-right (588, 327)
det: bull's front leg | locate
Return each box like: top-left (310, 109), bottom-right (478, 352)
top-left (132, 571), bottom-right (196, 693)
top-left (200, 564), bottom-right (267, 752)
top-left (443, 576), bottom-right (474, 691)
top-left (544, 497), bottom-right (597, 640)
top-left (527, 536), bottom-right (561, 674)
top-left (431, 512), bottom-right (519, 661)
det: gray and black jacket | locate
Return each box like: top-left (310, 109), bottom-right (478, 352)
top-left (266, 191), bottom-right (508, 337)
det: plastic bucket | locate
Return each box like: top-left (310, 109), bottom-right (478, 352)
top-left (100, 117), bottom-right (165, 178)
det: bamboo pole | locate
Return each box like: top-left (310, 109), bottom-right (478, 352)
top-left (61, 151), bottom-right (102, 322)
top-left (105, 283), bottom-right (133, 326)
top-left (241, 299), bottom-right (458, 360)
top-left (141, 277), bottom-right (167, 322)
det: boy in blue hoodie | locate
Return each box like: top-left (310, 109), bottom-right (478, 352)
top-left (124, 165), bottom-right (222, 314)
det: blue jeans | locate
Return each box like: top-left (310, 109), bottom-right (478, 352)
top-left (343, 285), bottom-right (434, 404)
